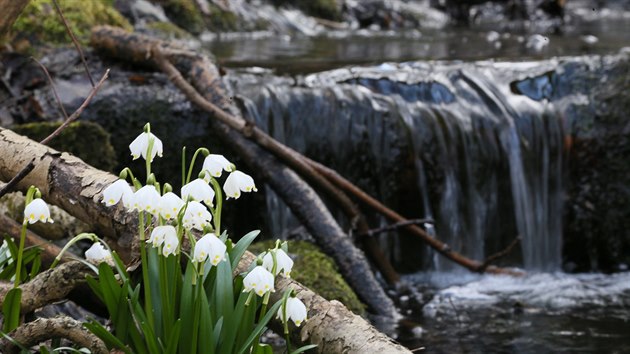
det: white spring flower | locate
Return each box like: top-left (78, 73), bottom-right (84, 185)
top-left (181, 179), bottom-right (215, 207)
top-left (158, 192), bottom-right (184, 220)
top-left (243, 265), bottom-right (275, 297)
top-left (182, 201), bottom-right (212, 230)
top-left (129, 132), bottom-right (163, 162)
top-left (102, 179), bottom-right (134, 207)
top-left (147, 225), bottom-right (176, 248)
top-left (130, 185), bottom-right (161, 214)
top-left (23, 198), bottom-right (53, 224)
top-left (263, 249), bottom-right (294, 278)
top-left (202, 154), bottom-right (235, 178)
top-left (85, 242), bottom-right (113, 265)
top-left (162, 231), bottom-right (179, 257)
top-left (223, 170), bottom-right (257, 199)
top-left (277, 297), bottom-right (308, 327)
top-left (193, 233), bottom-right (226, 265)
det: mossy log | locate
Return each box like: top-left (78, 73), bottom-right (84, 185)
top-left (0, 128), bottom-right (412, 353)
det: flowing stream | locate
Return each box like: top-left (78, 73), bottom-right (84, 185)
top-left (208, 2), bottom-right (630, 351)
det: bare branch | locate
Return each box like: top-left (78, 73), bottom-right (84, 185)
top-left (31, 57), bottom-right (70, 120)
top-left (479, 236), bottom-right (522, 272)
top-left (358, 218), bottom-right (434, 238)
top-left (51, 0), bottom-right (95, 87)
top-left (0, 69), bottom-right (109, 199)
top-left (0, 316), bottom-right (108, 354)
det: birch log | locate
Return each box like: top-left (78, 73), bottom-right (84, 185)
top-left (0, 128), bottom-right (412, 353)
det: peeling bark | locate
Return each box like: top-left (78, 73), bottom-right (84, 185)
top-left (0, 316), bottom-right (108, 354)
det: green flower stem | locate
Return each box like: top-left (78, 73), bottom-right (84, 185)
top-left (253, 292), bottom-right (271, 352)
top-left (209, 177), bottom-right (223, 235)
top-left (181, 147), bottom-right (186, 188)
top-left (13, 221), bottom-right (28, 288)
top-left (50, 233), bottom-right (98, 269)
top-left (139, 211), bottom-right (155, 328)
top-left (186, 148), bottom-right (207, 184)
top-left (146, 138), bottom-right (155, 183)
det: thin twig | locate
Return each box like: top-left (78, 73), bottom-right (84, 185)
top-left (479, 236), bottom-right (521, 272)
top-left (40, 69), bottom-right (109, 145)
top-left (0, 69), bottom-right (109, 199)
top-left (32, 57), bottom-right (69, 120)
top-left (51, 0), bottom-right (95, 87)
top-left (359, 218), bottom-right (434, 237)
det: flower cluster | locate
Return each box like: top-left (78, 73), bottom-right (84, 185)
top-left (101, 129), bottom-right (257, 259)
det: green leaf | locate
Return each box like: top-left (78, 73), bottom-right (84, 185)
top-left (230, 230), bottom-right (260, 269)
top-left (83, 321), bottom-right (130, 353)
top-left (254, 343), bottom-right (274, 354)
top-left (29, 251), bottom-right (41, 278)
top-left (165, 319), bottom-right (182, 354)
top-left (2, 287), bottom-right (22, 332)
top-left (236, 298), bottom-right (283, 354)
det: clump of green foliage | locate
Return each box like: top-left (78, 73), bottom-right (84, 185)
top-left (11, 0), bottom-right (132, 45)
top-left (250, 240), bottom-right (366, 315)
top-left (12, 121), bottom-right (117, 172)
top-left (153, 0), bottom-right (205, 34)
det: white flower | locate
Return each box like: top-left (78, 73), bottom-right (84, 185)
top-left (129, 132), bottom-right (163, 162)
top-left (85, 242), bottom-right (113, 265)
top-left (277, 297), bottom-right (308, 327)
top-left (162, 232), bottom-right (179, 257)
top-left (182, 201), bottom-right (212, 230)
top-left (102, 179), bottom-right (134, 207)
top-left (243, 266), bottom-right (275, 297)
top-left (202, 154), bottom-right (235, 178)
top-left (23, 198), bottom-right (53, 224)
top-left (130, 185), bottom-right (161, 214)
top-left (193, 233), bottom-right (226, 265)
top-left (158, 192), bottom-right (184, 220)
top-left (263, 249), bottom-right (294, 278)
top-left (147, 225), bottom-right (176, 248)
top-left (181, 179), bottom-right (215, 207)
top-left (223, 170), bottom-right (257, 199)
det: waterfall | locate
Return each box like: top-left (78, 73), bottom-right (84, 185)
top-left (231, 60), bottom-right (565, 271)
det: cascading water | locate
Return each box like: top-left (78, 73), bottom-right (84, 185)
top-left (231, 60), bottom-right (566, 271)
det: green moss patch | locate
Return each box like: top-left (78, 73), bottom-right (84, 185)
top-left (249, 240), bottom-right (366, 316)
top-left (12, 121), bottom-right (117, 172)
top-left (11, 0), bottom-right (132, 46)
top-left (272, 0), bottom-right (341, 21)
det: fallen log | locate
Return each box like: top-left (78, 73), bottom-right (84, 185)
top-left (0, 129), bottom-right (412, 353)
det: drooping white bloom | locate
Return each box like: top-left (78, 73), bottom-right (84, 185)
top-left (277, 297), bottom-right (308, 327)
top-left (147, 225), bottom-right (176, 248)
top-left (182, 201), bottom-right (212, 230)
top-left (243, 266), bottom-right (275, 297)
top-left (263, 249), bottom-right (294, 278)
top-left (85, 242), bottom-right (113, 265)
top-left (102, 179), bottom-right (134, 207)
top-left (130, 185), bottom-right (161, 214)
top-left (158, 192), bottom-right (184, 220)
top-left (162, 232), bottom-right (179, 257)
top-left (181, 179), bottom-right (215, 207)
top-left (223, 170), bottom-right (257, 199)
top-left (193, 233), bottom-right (226, 265)
top-left (129, 132), bottom-right (163, 162)
top-left (23, 199), bottom-right (53, 224)
top-left (202, 154), bottom-right (235, 178)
